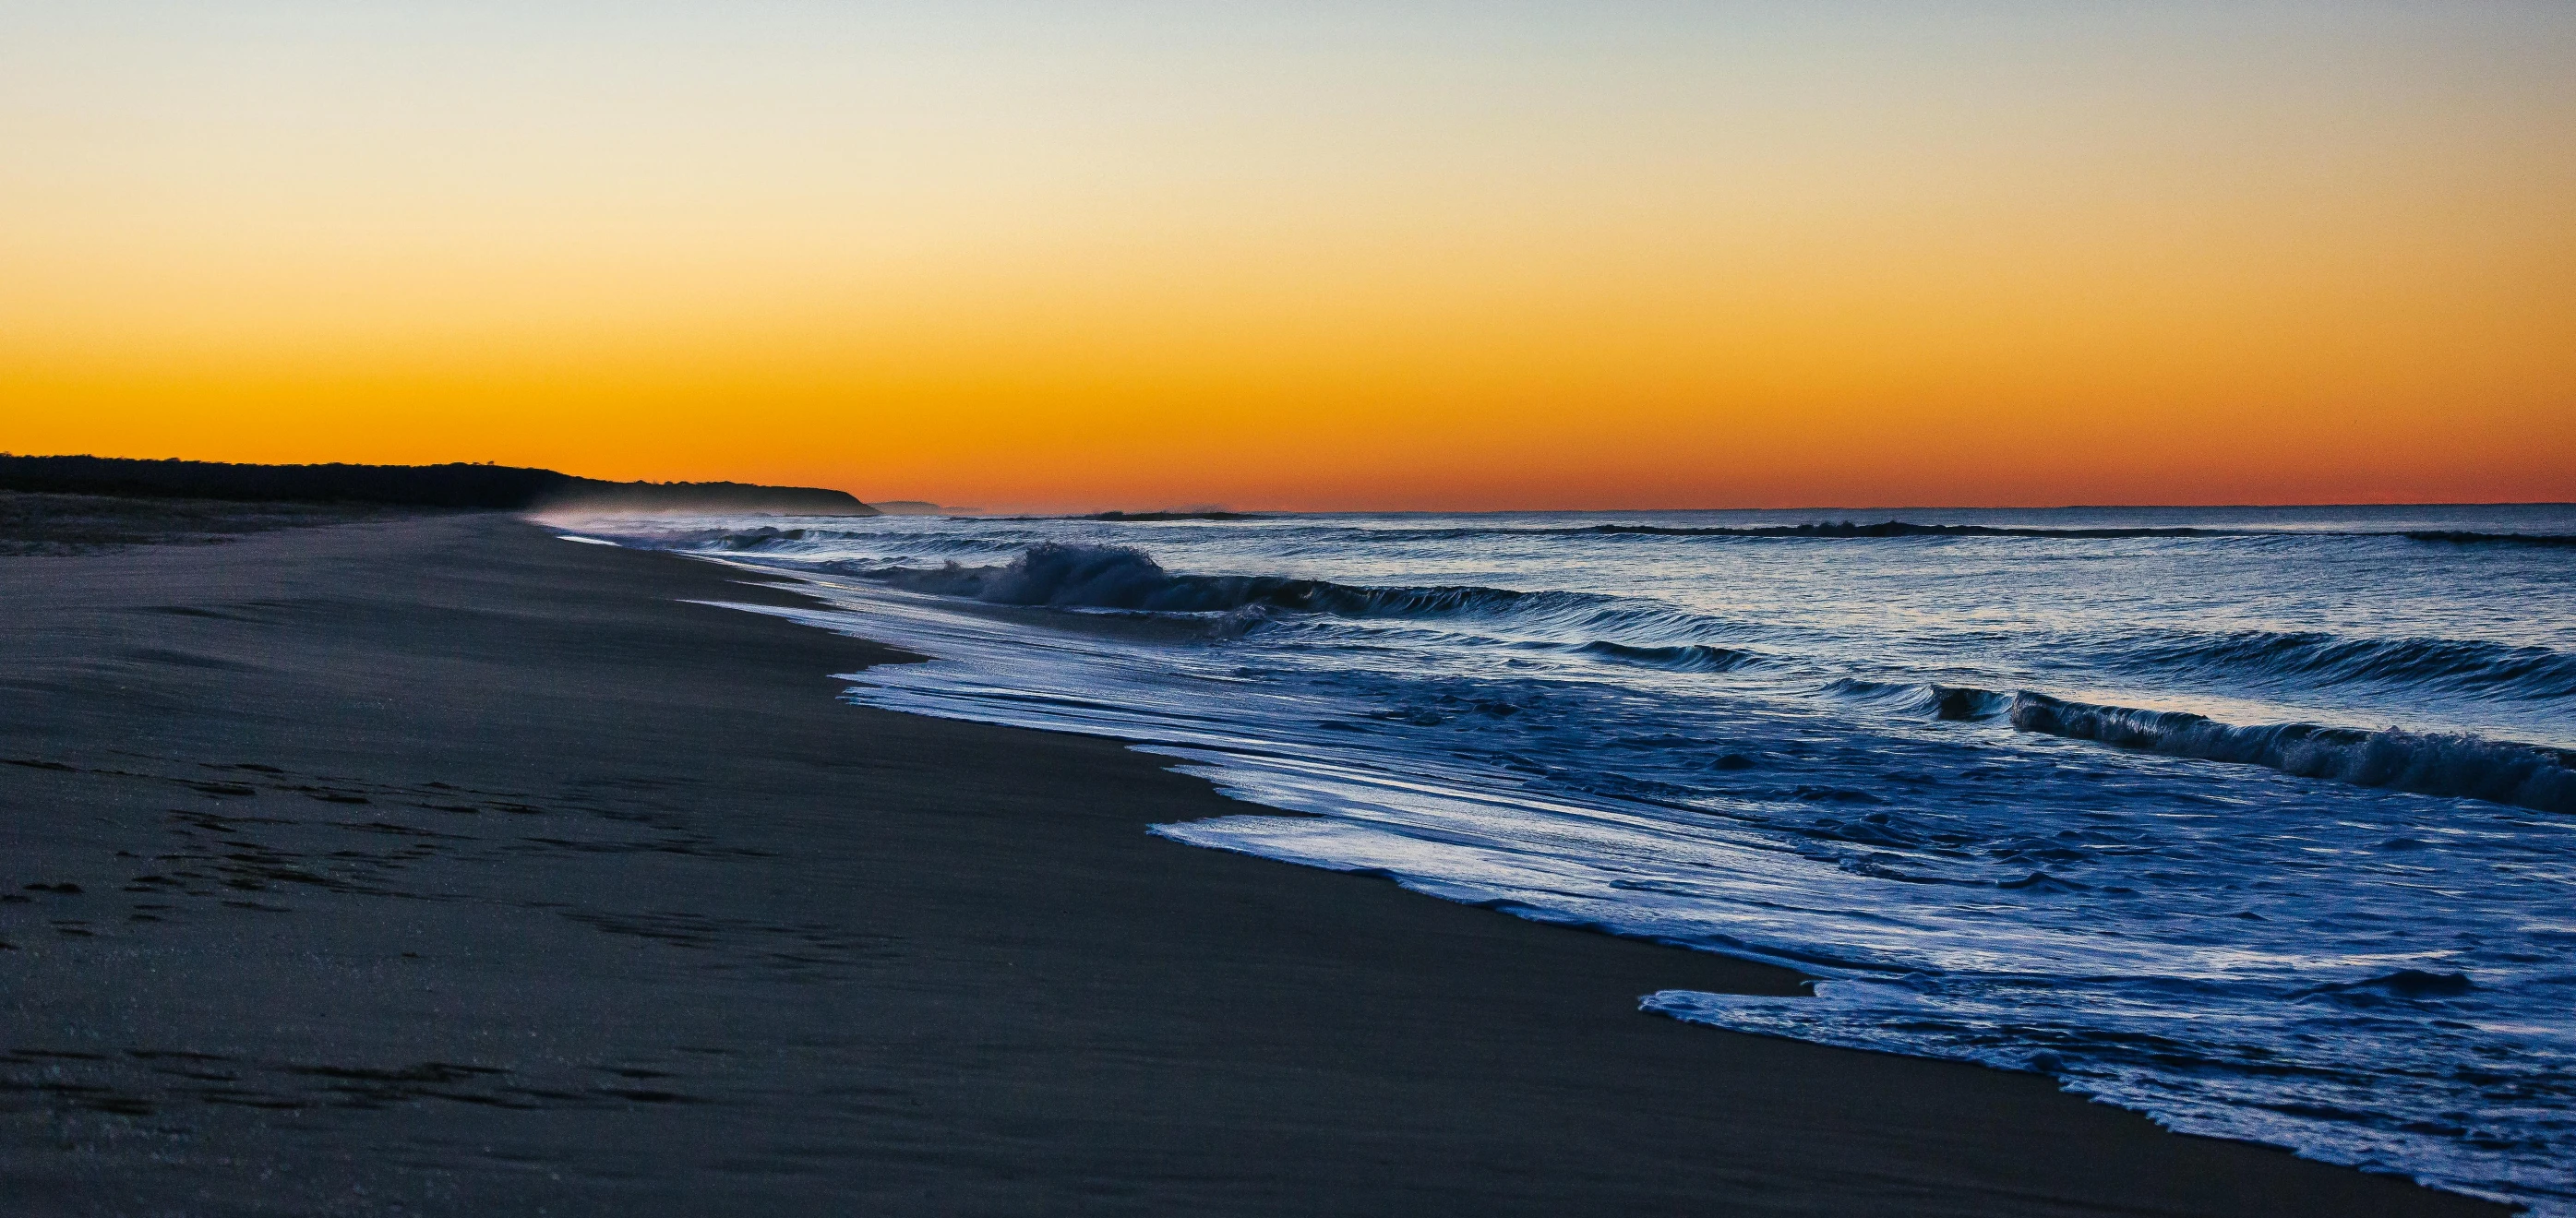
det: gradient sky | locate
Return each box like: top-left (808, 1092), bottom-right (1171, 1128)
top-left (4, 2), bottom-right (2570, 510)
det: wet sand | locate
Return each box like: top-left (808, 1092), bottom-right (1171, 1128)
top-left (0, 510), bottom-right (2506, 1215)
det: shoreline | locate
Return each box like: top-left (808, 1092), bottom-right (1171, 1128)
top-left (0, 510), bottom-right (2509, 1215)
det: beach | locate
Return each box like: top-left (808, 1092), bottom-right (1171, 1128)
top-left (0, 508), bottom-right (2507, 1216)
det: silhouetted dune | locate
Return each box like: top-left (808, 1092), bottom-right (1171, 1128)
top-left (0, 456), bottom-right (876, 515)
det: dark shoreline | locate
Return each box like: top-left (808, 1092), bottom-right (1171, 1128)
top-left (0, 509), bottom-right (2508, 1215)
top-left (0, 455), bottom-right (876, 514)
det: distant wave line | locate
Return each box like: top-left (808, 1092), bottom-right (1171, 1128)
top-left (1052, 518), bottom-right (2576, 545)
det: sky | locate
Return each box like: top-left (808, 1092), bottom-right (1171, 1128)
top-left (3, 1), bottom-right (2571, 511)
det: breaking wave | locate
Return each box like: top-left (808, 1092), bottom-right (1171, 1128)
top-left (1823, 678), bottom-right (2015, 720)
top-left (1575, 640), bottom-right (1767, 673)
top-left (2107, 629), bottom-right (2576, 702)
top-left (1815, 678), bottom-right (2576, 812)
top-left (2009, 691), bottom-right (2576, 813)
top-left (868, 543), bottom-right (1603, 622)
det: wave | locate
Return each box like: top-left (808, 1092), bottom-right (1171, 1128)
top-left (854, 544), bottom-right (1799, 666)
top-left (2108, 629), bottom-right (2576, 702)
top-left (2008, 691), bottom-right (2576, 813)
top-left (2287, 969), bottom-right (2477, 1005)
top-left (1576, 640), bottom-right (1766, 673)
top-left (867, 543), bottom-right (1604, 622)
top-left (2404, 531), bottom-right (2576, 548)
top-left (1824, 679), bottom-right (2014, 720)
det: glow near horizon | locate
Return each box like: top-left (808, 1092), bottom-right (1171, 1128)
top-left (2, 2), bottom-right (2570, 510)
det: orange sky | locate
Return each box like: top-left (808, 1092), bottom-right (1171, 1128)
top-left (4, 3), bottom-right (2570, 511)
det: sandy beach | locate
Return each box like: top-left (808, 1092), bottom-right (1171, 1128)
top-left (0, 508), bottom-right (2507, 1216)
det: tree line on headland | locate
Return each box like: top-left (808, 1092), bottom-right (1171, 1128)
top-left (0, 455), bottom-right (878, 516)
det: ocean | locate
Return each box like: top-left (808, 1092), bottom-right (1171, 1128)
top-left (562, 505), bottom-right (2576, 1214)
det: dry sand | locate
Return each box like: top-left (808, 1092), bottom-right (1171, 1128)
top-left (0, 510), bottom-right (2506, 1215)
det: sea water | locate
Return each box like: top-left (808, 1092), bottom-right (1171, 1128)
top-left (564, 506), bottom-right (2576, 1213)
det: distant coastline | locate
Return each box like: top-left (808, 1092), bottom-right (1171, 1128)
top-left (0, 455), bottom-right (877, 515)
